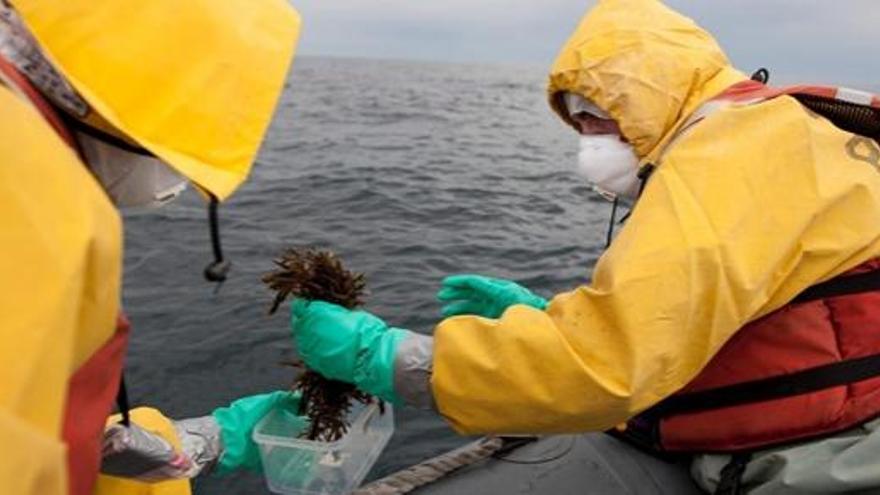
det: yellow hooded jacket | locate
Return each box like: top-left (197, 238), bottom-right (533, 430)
top-left (0, 1), bottom-right (300, 493)
top-left (431, 0), bottom-right (880, 434)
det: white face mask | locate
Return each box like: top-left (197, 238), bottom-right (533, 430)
top-left (78, 132), bottom-right (187, 209)
top-left (576, 134), bottom-right (641, 201)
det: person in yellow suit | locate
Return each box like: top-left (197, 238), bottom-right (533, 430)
top-left (0, 1), bottom-right (301, 494)
top-left (290, 0), bottom-right (880, 493)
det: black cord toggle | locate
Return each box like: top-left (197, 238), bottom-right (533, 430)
top-left (750, 68), bottom-right (770, 84)
top-left (204, 193), bottom-right (231, 283)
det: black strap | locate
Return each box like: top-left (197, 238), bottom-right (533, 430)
top-left (714, 453), bottom-right (752, 495)
top-left (116, 372), bottom-right (131, 427)
top-left (652, 352), bottom-right (880, 417)
top-left (61, 114), bottom-right (155, 157)
top-left (791, 270), bottom-right (880, 304)
top-left (605, 422), bottom-right (679, 461)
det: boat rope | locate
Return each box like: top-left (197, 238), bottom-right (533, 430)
top-left (353, 436), bottom-right (509, 495)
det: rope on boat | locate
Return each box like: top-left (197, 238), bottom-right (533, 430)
top-left (353, 436), bottom-right (506, 495)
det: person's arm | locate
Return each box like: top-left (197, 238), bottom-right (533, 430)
top-left (100, 392), bottom-right (301, 481)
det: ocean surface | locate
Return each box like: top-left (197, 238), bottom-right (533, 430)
top-left (120, 55), bottom-right (618, 494)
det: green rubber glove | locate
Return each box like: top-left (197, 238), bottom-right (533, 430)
top-left (212, 390), bottom-right (300, 474)
top-left (437, 274), bottom-right (548, 319)
top-left (289, 299), bottom-right (409, 405)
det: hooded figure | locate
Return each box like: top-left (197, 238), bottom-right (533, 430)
top-left (0, 1), bottom-right (301, 494)
top-left (433, 0), bottom-right (880, 433)
top-left (289, 0), bottom-right (880, 493)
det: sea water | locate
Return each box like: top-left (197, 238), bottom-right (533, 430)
top-left (122, 56), bottom-right (614, 494)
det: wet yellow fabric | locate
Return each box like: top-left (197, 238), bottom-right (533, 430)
top-left (0, 410), bottom-right (67, 495)
top-left (9, 0), bottom-right (301, 200)
top-left (95, 408), bottom-right (191, 495)
top-left (546, 0), bottom-right (744, 162)
top-left (431, 0), bottom-right (880, 434)
top-left (0, 83), bottom-right (121, 492)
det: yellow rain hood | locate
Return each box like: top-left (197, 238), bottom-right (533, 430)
top-left (547, 0), bottom-right (744, 161)
top-left (10, 0), bottom-right (301, 200)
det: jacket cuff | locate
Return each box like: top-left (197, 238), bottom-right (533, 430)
top-left (100, 416), bottom-right (221, 481)
top-left (393, 332), bottom-right (435, 409)
top-left (174, 416), bottom-right (223, 477)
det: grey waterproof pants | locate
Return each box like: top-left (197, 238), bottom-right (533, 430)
top-left (693, 417), bottom-right (880, 494)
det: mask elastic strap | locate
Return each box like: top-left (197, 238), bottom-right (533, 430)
top-left (605, 197), bottom-right (619, 249)
top-left (636, 163), bottom-right (656, 196)
top-left (604, 163), bottom-right (656, 248)
top-left (204, 193), bottom-right (231, 283)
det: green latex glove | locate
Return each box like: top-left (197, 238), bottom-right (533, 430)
top-left (437, 274), bottom-right (548, 319)
top-left (289, 299), bottom-right (409, 404)
top-left (212, 390), bottom-right (300, 474)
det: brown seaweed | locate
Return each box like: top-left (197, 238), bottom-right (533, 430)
top-left (263, 248), bottom-right (377, 442)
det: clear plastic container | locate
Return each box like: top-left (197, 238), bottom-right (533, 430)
top-left (253, 402), bottom-right (394, 495)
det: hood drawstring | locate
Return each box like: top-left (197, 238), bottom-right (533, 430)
top-left (604, 164), bottom-right (656, 249)
top-left (204, 193), bottom-right (231, 284)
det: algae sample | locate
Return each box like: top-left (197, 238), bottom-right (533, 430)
top-left (263, 248), bottom-right (379, 441)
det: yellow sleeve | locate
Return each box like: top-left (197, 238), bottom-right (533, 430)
top-left (431, 96), bottom-right (880, 434)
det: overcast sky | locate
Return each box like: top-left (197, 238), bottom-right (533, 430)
top-left (289, 0), bottom-right (879, 87)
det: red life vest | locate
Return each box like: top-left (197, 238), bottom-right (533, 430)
top-left (62, 316), bottom-right (130, 495)
top-left (0, 52), bottom-right (131, 495)
top-left (618, 80), bottom-right (880, 454)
